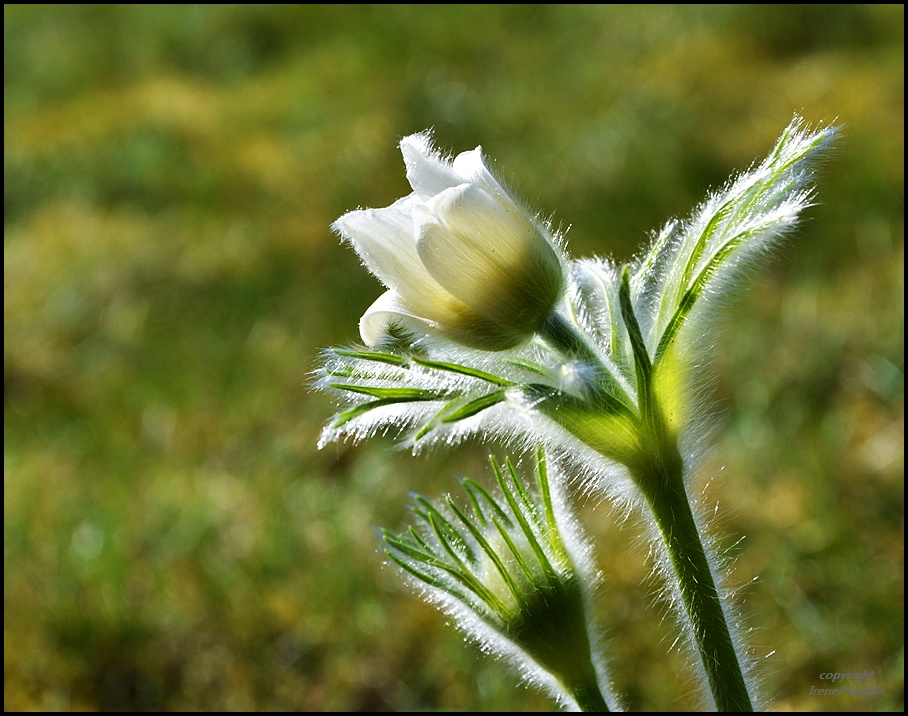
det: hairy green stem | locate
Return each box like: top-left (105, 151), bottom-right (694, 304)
top-left (568, 679), bottom-right (610, 712)
top-left (539, 311), bottom-right (603, 367)
top-left (630, 444), bottom-right (754, 712)
top-left (615, 265), bottom-right (753, 711)
top-left (539, 307), bottom-right (754, 708)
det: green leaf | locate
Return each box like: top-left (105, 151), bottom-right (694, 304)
top-left (446, 496), bottom-right (528, 611)
top-left (503, 457), bottom-right (540, 527)
top-left (440, 391), bottom-right (507, 423)
top-left (675, 196), bottom-right (736, 304)
top-left (413, 391), bottom-right (507, 441)
top-left (384, 549), bottom-right (451, 591)
top-left (417, 498), bottom-right (478, 566)
top-left (332, 348), bottom-right (408, 367)
top-left (384, 530), bottom-right (507, 617)
top-left (382, 530), bottom-right (437, 564)
top-left (462, 478), bottom-right (512, 528)
top-left (653, 224), bottom-right (756, 367)
top-left (412, 356), bottom-right (512, 386)
top-left (620, 267), bottom-right (655, 424)
top-left (490, 515), bottom-right (538, 586)
top-left (490, 458), bottom-right (558, 585)
top-left (328, 383), bottom-right (449, 400)
top-left (331, 393), bottom-right (445, 428)
top-left (572, 259), bottom-right (629, 367)
top-left (506, 357), bottom-right (550, 377)
top-left (533, 445), bottom-right (570, 563)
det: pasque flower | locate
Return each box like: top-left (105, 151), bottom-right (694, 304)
top-left (333, 132), bottom-right (565, 351)
top-left (319, 117), bottom-right (839, 712)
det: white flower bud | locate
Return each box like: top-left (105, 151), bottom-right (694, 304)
top-left (333, 132), bottom-right (565, 351)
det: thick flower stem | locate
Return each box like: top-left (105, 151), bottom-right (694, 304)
top-left (567, 679), bottom-right (610, 712)
top-left (630, 445), bottom-right (754, 712)
top-left (613, 262), bottom-right (752, 710)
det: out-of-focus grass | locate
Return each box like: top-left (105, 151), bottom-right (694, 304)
top-left (4, 5), bottom-right (902, 711)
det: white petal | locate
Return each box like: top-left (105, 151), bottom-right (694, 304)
top-left (400, 132), bottom-right (462, 199)
top-left (452, 147), bottom-right (503, 194)
top-left (358, 290), bottom-right (436, 347)
top-left (416, 183), bottom-right (537, 291)
top-left (333, 196), bottom-right (429, 291)
top-left (334, 196), bottom-right (472, 329)
top-left (416, 184), bottom-right (563, 331)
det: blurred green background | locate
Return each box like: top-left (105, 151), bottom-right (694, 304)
top-left (4, 4), bottom-right (903, 712)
